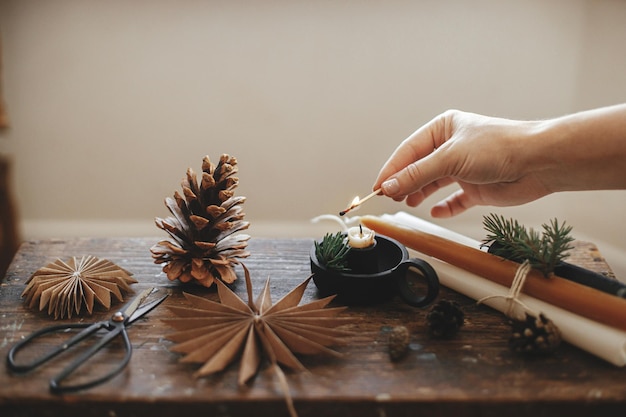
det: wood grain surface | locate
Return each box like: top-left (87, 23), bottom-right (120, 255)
top-left (0, 237), bottom-right (624, 417)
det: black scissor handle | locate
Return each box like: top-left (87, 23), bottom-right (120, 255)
top-left (50, 321), bottom-right (132, 393)
top-left (6, 322), bottom-right (101, 373)
top-left (6, 319), bottom-right (133, 393)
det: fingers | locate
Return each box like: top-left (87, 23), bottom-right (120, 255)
top-left (430, 189), bottom-right (475, 218)
top-left (380, 150), bottom-right (450, 200)
top-left (404, 177), bottom-right (455, 207)
top-left (373, 112), bottom-right (451, 191)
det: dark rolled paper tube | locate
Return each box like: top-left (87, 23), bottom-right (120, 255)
top-left (553, 262), bottom-right (626, 298)
top-left (487, 243), bottom-right (626, 298)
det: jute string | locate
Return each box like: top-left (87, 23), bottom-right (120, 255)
top-left (476, 259), bottom-right (535, 318)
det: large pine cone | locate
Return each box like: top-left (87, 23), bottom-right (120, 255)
top-left (151, 154), bottom-right (250, 287)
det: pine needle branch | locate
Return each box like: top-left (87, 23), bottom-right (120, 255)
top-left (314, 232), bottom-right (351, 271)
top-left (481, 213), bottom-right (575, 277)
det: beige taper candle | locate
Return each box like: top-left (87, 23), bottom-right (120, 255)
top-left (361, 215), bottom-right (626, 332)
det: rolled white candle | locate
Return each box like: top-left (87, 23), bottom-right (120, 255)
top-left (347, 225), bottom-right (376, 248)
top-left (377, 212), bottom-right (626, 366)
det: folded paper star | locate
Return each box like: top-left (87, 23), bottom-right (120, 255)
top-left (164, 264), bottom-right (354, 386)
top-left (22, 256), bottom-right (138, 319)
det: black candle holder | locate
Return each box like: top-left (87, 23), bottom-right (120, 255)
top-left (346, 241), bottom-right (378, 274)
top-left (310, 234), bottom-right (439, 307)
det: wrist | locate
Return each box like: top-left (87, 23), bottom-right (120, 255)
top-left (526, 118), bottom-right (572, 192)
top-left (532, 105), bottom-right (626, 191)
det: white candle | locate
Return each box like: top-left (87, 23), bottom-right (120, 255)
top-left (347, 225), bottom-right (376, 248)
top-left (365, 212), bottom-right (626, 366)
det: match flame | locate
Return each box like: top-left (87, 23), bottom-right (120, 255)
top-left (340, 189), bottom-right (381, 216)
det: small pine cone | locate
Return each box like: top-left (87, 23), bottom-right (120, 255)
top-left (509, 313), bottom-right (561, 355)
top-left (426, 299), bottom-right (465, 338)
top-left (151, 154), bottom-right (251, 288)
top-left (388, 325), bottom-right (410, 361)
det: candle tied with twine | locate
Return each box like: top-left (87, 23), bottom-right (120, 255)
top-left (477, 260), bottom-right (533, 319)
top-left (475, 259), bottom-right (563, 354)
top-left (360, 214), bottom-right (626, 332)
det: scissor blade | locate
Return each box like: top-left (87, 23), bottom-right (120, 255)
top-left (126, 291), bottom-right (169, 325)
top-left (121, 288), bottom-right (155, 319)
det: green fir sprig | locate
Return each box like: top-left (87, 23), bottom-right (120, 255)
top-left (314, 232), bottom-right (351, 272)
top-left (481, 213), bottom-right (575, 277)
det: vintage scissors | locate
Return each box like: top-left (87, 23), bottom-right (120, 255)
top-left (6, 287), bottom-right (168, 393)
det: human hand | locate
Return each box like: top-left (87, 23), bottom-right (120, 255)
top-left (373, 110), bottom-right (552, 217)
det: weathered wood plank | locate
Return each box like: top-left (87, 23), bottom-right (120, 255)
top-left (0, 237), bottom-right (624, 417)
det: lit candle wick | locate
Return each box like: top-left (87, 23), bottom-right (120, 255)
top-left (347, 224), bottom-right (376, 248)
top-left (339, 188), bottom-right (382, 216)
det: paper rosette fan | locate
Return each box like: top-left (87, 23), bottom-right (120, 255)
top-left (151, 154), bottom-right (251, 288)
top-left (163, 264), bottom-right (353, 416)
top-left (22, 256), bottom-right (138, 319)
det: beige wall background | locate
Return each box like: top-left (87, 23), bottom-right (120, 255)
top-left (1, 0), bottom-right (625, 276)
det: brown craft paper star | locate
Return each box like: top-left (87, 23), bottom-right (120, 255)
top-left (22, 256), bottom-right (138, 319)
top-left (164, 263), bottom-right (354, 384)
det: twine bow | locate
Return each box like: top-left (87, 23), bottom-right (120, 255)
top-left (477, 259), bottom-right (535, 319)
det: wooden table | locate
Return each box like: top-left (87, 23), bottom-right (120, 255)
top-left (1, 237), bottom-right (625, 417)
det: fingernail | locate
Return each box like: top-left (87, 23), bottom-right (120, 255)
top-left (382, 178), bottom-right (399, 195)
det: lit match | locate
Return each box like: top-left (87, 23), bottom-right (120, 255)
top-left (339, 188), bottom-right (382, 216)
